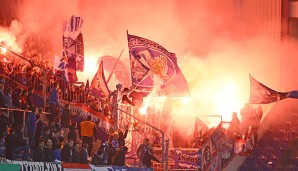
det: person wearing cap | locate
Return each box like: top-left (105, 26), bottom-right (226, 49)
top-left (79, 115), bottom-right (97, 156)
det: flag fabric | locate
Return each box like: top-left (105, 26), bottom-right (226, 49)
top-left (90, 61), bottom-right (110, 99)
top-left (85, 79), bottom-right (89, 91)
top-left (65, 55), bottom-right (78, 83)
top-left (62, 15), bottom-right (84, 83)
top-left (53, 55), bottom-right (62, 74)
top-left (249, 74), bottom-right (298, 104)
top-left (127, 33), bottom-right (190, 97)
top-left (193, 117), bottom-right (208, 138)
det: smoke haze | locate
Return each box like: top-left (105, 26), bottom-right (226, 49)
top-left (2, 0), bottom-right (298, 135)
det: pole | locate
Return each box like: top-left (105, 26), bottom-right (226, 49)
top-left (165, 139), bottom-right (169, 171)
top-left (106, 49), bottom-right (124, 84)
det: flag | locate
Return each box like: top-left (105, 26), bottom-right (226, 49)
top-left (85, 79), bottom-right (89, 91)
top-left (65, 54), bottom-right (78, 82)
top-left (62, 15), bottom-right (84, 83)
top-left (127, 33), bottom-right (190, 97)
top-left (249, 74), bottom-right (298, 104)
top-left (53, 55), bottom-right (62, 74)
top-left (90, 61), bottom-right (110, 99)
top-left (193, 117), bottom-right (208, 139)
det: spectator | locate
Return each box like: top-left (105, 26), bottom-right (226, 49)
top-left (5, 128), bottom-right (16, 159)
top-left (142, 143), bottom-right (160, 167)
top-left (113, 146), bottom-right (128, 166)
top-left (33, 138), bottom-right (46, 162)
top-left (0, 111), bottom-right (10, 139)
top-left (79, 115), bottom-right (96, 156)
top-left (118, 125), bottom-right (129, 147)
top-left (48, 81), bottom-right (60, 121)
top-left (42, 126), bottom-right (53, 143)
top-left (137, 138), bottom-right (149, 167)
top-left (12, 125), bottom-right (31, 161)
top-left (3, 87), bottom-right (13, 108)
top-left (54, 142), bottom-right (62, 163)
top-left (27, 87), bottom-right (34, 109)
top-left (61, 139), bottom-right (74, 163)
top-left (72, 142), bottom-right (80, 163)
top-left (19, 89), bottom-right (29, 110)
top-left (81, 143), bottom-right (89, 164)
top-left (52, 129), bottom-right (62, 150)
top-left (68, 122), bottom-right (79, 143)
top-left (12, 87), bottom-right (21, 108)
top-left (229, 112), bottom-right (241, 137)
top-left (61, 104), bottom-right (71, 140)
top-left (108, 84), bottom-right (131, 128)
top-left (34, 107), bottom-right (46, 148)
top-left (26, 106), bottom-right (38, 150)
top-left (45, 139), bottom-right (54, 162)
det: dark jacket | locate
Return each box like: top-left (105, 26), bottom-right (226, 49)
top-left (0, 114), bottom-right (10, 138)
top-left (118, 129), bottom-right (128, 147)
top-left (5, 133), bottom-right (16, 159)
top-left (45, 147), bottom-right (54, 162)
top-left (33, 146), bottom-right (46, 162)
top-left (72, 149), bottom-right (80, 163)
top-left (80, 148), bottom-right (89, 164)
top-left (113, 151), bottom-right (126, 166)
top-left (143, 149), bottom-right (160, 167)
top-left (67, 125), bottom-right (78, 142)
top-left (61, 109), bottom-right (71, 128)
top-left (61, 144), bottom-right (73, 163)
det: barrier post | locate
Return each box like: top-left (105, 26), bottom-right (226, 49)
top-left (165, 139), bottom-right (169, 171)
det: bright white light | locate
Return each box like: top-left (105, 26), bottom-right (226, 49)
top-left (181, 97), bottom-right (190, 104)
top-left (139, 106), bottom-right (148, 115)
top-left (0, 47), bottom-right (7, 55)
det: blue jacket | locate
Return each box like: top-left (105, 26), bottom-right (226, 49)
top-left (49, 88), bottom-right (59, 104)
top-left (27, 112), bottom-right (36, 133)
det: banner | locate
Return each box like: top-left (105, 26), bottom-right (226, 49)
top-left (62, 163), bottom-right (90, 171)
top-left (69, 103), bottom-right (113, 129)
top-left (127, 33), bottom-right (190, 97)
top-left (174, 149), bottom-right (199, 169)
top-left (90, 165), bottom-right (153, 171)
top-left (0, 160), bottom-right (62, 171)
top-left (249, 74), bottom-right (298, 104)
top-left (0, 164), bottom-right (21, 171)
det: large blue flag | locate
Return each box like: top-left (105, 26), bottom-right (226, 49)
top-left (127, 33), bottom-right (190, 97)
top-left (249, 74), bottom-right (298, 104)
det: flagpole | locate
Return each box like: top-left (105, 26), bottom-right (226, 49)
top-left (106, 49), bottom-right (124, 84)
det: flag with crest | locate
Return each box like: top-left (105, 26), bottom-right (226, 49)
top-left (127, 33), bottom-right (190, 97)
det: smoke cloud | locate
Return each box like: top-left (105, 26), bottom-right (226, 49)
top-left (2, 0), bottom-right (298, 136)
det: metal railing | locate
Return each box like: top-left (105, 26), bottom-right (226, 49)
top-left (0, 107), bottom-right (32, 137)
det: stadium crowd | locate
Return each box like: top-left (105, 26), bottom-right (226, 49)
top-left (0, 50), bottom-right (161, 168)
